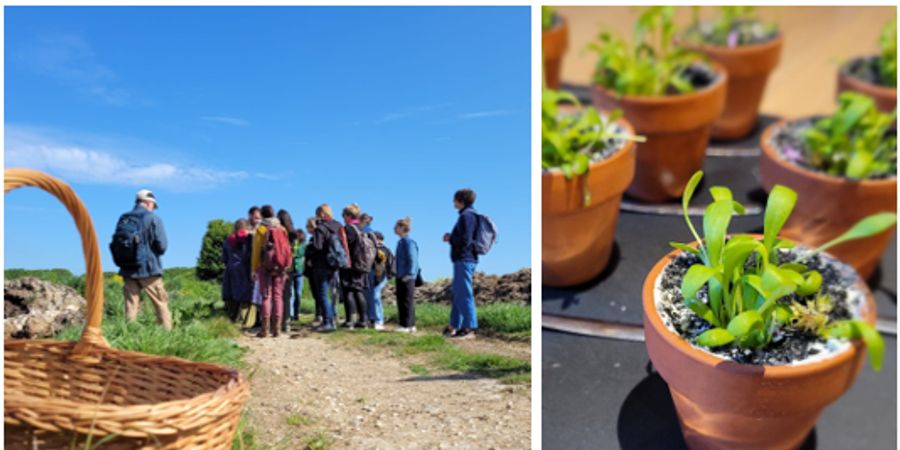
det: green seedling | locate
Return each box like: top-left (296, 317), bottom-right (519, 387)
top-left (801, 91), bottom-right (897, 179)
top-left (542, 89), bottom-right (644, 204)
top-left (671, 170), bottom-right (895, 370)
top-left (880, 20), bottom-right (897, 87)
top-left (590, 6), bottom-right (707, 96)
top-left (542, 6), bottom-right (556, 30)
top-left (684, 6), bottom-right (778, 47)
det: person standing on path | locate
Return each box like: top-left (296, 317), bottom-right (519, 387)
top-left (443, 188), bottom-right (479, 339)
top-left (310, 204), bottom-right (344, 332)
top-left (221, 219), bottom-right (252, 323)
top-left (291, 229), bottom-right (307, 322)
top-left (277, 209), bottom-right (297, 333)
top-left (304, 217), bottom-right (323, 325)
top-left (245, 205), bottom-right (263, 329)
top-left (250, 205), bottom-right (291, 338)
top-left (367, 231), bottom-right (393, 330)
top-left (394, 217), bottom-right (419, 333)
top-left (111, 189), bottom-right (172, 330)
top-left (340, 203), bottom-right (370, 329)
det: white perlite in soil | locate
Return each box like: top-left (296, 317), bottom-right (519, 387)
top-left (654, 246), bottom-right (871, 366)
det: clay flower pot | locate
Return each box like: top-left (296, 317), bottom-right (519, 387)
top-left (691, 34), bottom-right (783, 140)
top-left (591, 63), bottom-right (727, 203)
top-left (837, 56), bottom-right (897, 113)
top-left (759, 120), bottom-right (897, 279)
top-left (542, 15), bottom-right (569, 90)
top-left (542, 122), bottom-right (636, 287)
top-left (642, 244), bottom-right (877, 450)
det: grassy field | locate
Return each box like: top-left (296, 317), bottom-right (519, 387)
top-left (6, 268), bottom-right (531, 448)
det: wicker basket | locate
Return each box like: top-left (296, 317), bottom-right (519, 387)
top-left (4, 168), bottom-right (250, 449)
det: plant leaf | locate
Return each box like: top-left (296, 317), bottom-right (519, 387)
top-left (681, 264), bottom-right (718, 301)
top-left (727, 310), bottom-right (764, 338)
top-left (763, 185), bottom-right (798, 254)
top-left (696, 328), bottom-right (734, 347)
top-left (817, 212), bottom-right (897, 253)
top-left (796, 271), bottom-right (823, 297)
top-left (703, 200), bottom-right (734, 266)
top-left (670, 242), bottom-right (701, 255)
top-left (827, 320), bottom-right (885, 372)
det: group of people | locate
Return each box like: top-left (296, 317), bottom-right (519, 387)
top-left (111, 187), bottom-right (490, 339)
top-left (217, 188), bottom-right (490, 338)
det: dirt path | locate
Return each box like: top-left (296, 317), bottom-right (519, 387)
top-left (239, 332), bottom-right (531, 449)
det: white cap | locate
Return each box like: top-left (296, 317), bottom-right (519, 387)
top-left (136, 189), bottom-right (158, 208)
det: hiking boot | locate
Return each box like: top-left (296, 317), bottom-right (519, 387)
top-left (256, 324), bottom-right (269, 338)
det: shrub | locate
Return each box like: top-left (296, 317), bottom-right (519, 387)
top-left (880, 20), bottom-right (897, 87)
top-left (196, 219), bottom-right (233, 282)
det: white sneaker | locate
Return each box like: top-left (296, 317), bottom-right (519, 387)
top-left (410, 326), bottom-right (417, 333)
top-left (374, 323), bottom-right (385, 331)
top-left (395, 327), bottom-right (410, 333)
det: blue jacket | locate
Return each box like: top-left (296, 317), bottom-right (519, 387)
top-left (118, 205), bottom-right (168, 279)
top-left (395, 236), bottom-right (419, 280)
top-left (449, 207), bottom-right (478, 263)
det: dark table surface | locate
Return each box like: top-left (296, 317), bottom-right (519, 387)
top-left (541, 112), bottom-right (897, 450)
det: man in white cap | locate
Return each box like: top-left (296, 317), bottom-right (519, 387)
top-left (109, 188), bottom-right (172, 330)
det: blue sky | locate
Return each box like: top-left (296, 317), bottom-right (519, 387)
top-left (4, 6), bottom-right (531, 279)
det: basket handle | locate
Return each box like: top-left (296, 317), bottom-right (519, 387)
top-left (5, 168), bottom-right (109, 351)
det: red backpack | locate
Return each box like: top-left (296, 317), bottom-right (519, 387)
top-left (262, 226), bottom-right (291, 273)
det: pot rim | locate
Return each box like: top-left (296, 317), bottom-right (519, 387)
top-left (642, 239), bottom-right (874, 379)
top-left (542, 116), bottom-right (637, 178)
top-left (760, 118), bottom-right (898, 187)
top-left (542, 14), bottom-right (566, 34)
top-left (838, 55), bottom-right (897, 96)
top-left (590, 61), bottom-right (728, 105)
top-left (687, 31), bottom-right (783, 55)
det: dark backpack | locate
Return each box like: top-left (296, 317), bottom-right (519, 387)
top-left (471, 213), bottom-right (498, 256)
top-left (110, 211), bottom-right (149, 269)
top-left (373, 246), bottom-right (395, 284)
top-left (262, 226), bottom-right (292, 274)
top-left (325, 227), bottom-right (350, 270)
top-left (348, 225), bottom-right (377, 272)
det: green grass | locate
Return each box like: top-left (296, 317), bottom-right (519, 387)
top-left (408, 364), bottom-right (430, 375)
top-left (304, 431), bottom-right (333, 450)
top-left (286, 413), bottom-right (315, 428)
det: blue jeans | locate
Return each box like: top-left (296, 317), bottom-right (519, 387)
top-left (366, 272), bottom-right (387, 325)
top-left (292, 275), bottom-right (304, 319)
top-left (451, 260), bottom-right (478, 330)
top-left (313, 268), bottom-right (336, 326)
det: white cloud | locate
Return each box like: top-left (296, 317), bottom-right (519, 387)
top-left (201, 116), bottom-right (249, 127)
top-left (458, 110), bottom-right (517, 120)
top-left (5, 125), bottom-right (251, 191)
top-left (14, 32), bottom-right (131, 105)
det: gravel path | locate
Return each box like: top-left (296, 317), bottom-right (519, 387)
top-left (239, 331), bottom-right (531, 449)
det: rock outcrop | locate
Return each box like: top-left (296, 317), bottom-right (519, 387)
top-left (381, 268), bottom-right (530, 306)
top-left (5, 277), bottom-right (86, 339)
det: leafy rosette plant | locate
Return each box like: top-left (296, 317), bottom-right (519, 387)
top-left (684, 6), bottom-right (778, 47)
top-left (589, 6), bottom-right (709, 96)
top-left (541, 89), bottom-right (644, 203)
top-left (671, 171), bottom-right (896, 370)
top-left (796, 92), bottom-right (897, 179)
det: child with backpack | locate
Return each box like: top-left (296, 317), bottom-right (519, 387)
top-left (250, 205), bottom-right (292, 338)
top-left (442, 188), bottom-right (497, 339)
top-left (367, 231), bottom-right (394, 331)
top-left (340, 203), bottom-right (374, 329)
top-left (394, 217), bottom-right (420, 333)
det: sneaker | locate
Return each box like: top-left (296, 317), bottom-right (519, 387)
top-left (395, 327), bottom-right (410, 333)
top-left (409, 326), bottom-right (417, 333)
top-left (342, 322), bottom-right (355, 330)
top-left (282, 323), bottom-right (291, 334)
top-left (321, 323), bottom-right (336, 333)
top-left (442, 326), bottom-right (457, 337)
top-left (452, 328), bottom-right (476, 340)
top-left (374, 323), bottom-right (385, 331)
top-left (353, 322), bottom-right (366, 330)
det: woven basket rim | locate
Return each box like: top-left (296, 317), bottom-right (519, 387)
top-left (5, 339), bottom-right (249, 422)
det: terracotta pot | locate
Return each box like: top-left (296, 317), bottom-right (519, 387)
top-left (591, 63), bottom-right (727, 203)
top-left (691, 34), bottom-right (783, 140)
top-left (643, 243), bottom-right (877, 450)
top-left (542, 16), bottom-right (568, 90)
top-left (759, 119), bottom-right (897, 279)
top-left (542, 122), bottom-right (636, 287)
top-left (837, 56), bottom-right (897, 113)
